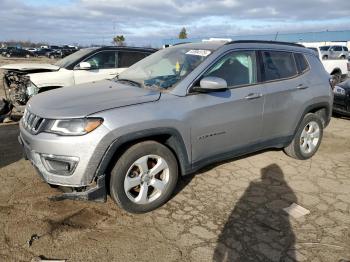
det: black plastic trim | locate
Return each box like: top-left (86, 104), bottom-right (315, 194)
top-left (94, 128), bottom-right (191, 179)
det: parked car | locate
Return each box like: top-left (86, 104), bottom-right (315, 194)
top-left (2, 48), bottom-right (35, 58)
top-left (320, 45), bottom-right (349, 60)
top-left (46, 49), bottom-right (62, 59)
top-left (19, 41), bottom-right (333, 213)
top-left (33, 48), bottom-right (52, 57)
top-left (306, 46), bottom-right (349, 82)
top-left (333, 79), bottom-right (350, 116)
top-left (46, 47), bottom-right (77, 59)
top-left (0, 48), bottom-right (7, 56)
top-left (1, 46), bottom-right (157, 111)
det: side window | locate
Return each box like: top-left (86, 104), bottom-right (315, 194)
top-left (83, 51), bottom-right (117, 69)
top-left (204, 51), bottom-right (257, 87)
top-left (261, 51), bottom-right (297, 81)
top-left (333, 46), bottom-right (342, 52)
top-left (294, 53), bottom-right (309, 74)
top-left (343, 46), bottom-right (348, 52)
top-left (118, 51), bottom-right (148, 68)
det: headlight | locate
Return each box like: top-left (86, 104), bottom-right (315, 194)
top-left (333, 86), bottom-right (346, 96)
top-left (26, 81), bottom-right (38, 97)
top-left (46, 118), bottom-right (103, 136)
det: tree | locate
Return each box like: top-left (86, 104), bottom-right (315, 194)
top-left (178, 27), bottom-right (188, 39)
top-left (113, 35), bottom-right (125, 46)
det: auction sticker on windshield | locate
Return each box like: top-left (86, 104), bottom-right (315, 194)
top-left (186, 50), bottom-right (211, 57)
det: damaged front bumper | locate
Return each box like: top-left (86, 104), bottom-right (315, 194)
top-left (18, 119), bottom-right (111, 202)
top-left (18, 134), bottom-right (107, 202)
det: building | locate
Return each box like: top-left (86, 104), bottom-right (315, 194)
top-left (162, 29), bottom-right (350, 48)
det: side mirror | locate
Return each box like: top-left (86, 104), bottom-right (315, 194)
top-left (195, 76), bottom-right (228, 92)
top-left (78, 62), bottom-right (91, 70)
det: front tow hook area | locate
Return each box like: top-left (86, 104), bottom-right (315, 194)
top-left (49, 175), bottom-right (107, 203)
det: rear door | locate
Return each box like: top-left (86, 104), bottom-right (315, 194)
top-left (117, 51), bottom-right (149, 73)
top-left (73, 50), bottom-right (119, 84)
top-left (260, 50), bottom-right (311, 141)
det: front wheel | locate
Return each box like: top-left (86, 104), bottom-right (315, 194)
top-left (284, 113), bottom-right (323, 160)
top-left (110, 141), bottom-right (178, 213)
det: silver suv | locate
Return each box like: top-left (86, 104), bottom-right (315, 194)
top-left (19, 41), bottom-right (333, 213)
top-left (320, 45), bottom-right (349, 60)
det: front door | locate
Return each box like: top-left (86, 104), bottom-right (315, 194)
top-left (73, 50), bottom-right (120, 85)
top-left (188, 50), bottom-right (265, 164)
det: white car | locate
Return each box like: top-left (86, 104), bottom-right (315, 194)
top-left (306, 46), bottom-right (349, 81)
top-left (1, 46), bottom-right (156, 111)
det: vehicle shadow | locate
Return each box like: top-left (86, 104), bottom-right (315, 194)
top-left (213, 164), bottom-right (297, 261)
top-left (0, 123), bottom-right (22, 169)
top-left (172, 148), bottom-right (282, 199)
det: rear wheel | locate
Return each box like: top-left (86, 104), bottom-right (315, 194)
top-left (284, 113), bottom-right (323, 160)
top-left (322, 55), bottom-right (328, 60)
top-left (49, 55), bottom-right (55, 59)
top-left (25, 54), bottom-right (30, 58)
top-left (340, 55), bottom-right (346, 59)
top-left (110, 141), bottom-right (178, 213)
top-left (6, 53), bottom-right (10, 58)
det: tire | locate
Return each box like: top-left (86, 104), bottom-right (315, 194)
top-left (284, 113), bottom-right (323, 160)
top-left (340, 55), bottom-right (346, 59)
top-left (25, 54), bottom-right (30, 58)
top-left (322, 55), bottom-right (328, 60)
top-left (49, 55), bottom-right (55, 59)
top-left (6, 54), bottom-right (10, 58)
top-left (110, 141), bottom-right (178, 213)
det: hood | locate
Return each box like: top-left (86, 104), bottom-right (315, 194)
top-left (0, 63), bottom-right (60, 72)
top-left (27, 80), bottom-right (161, 118)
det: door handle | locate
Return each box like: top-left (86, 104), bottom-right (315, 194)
top-left (244, 93), bottom-right (263, 100)
top-left (297, 84), bottom-right (309, 90)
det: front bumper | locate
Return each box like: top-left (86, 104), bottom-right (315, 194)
top-left (19, 120), bottom-right (111, 187)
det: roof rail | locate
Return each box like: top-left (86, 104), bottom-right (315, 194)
top-left (225, 40), bottom-right (305, 48)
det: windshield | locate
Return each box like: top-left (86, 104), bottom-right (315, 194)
top-left (319, 46), bottom-right (330, 51)
top-left (54, 48), bottom-right (94, 68)
top-left (116, 46), bottom-right (212, 90)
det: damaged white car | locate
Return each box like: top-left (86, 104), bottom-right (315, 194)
top-left (1, 46), bottom-right (156, 112)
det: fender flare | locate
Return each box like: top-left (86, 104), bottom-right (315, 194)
top-left (93, 127), bottom-right (192, 182)
top-left (292, 102), bottom-right (331, 140)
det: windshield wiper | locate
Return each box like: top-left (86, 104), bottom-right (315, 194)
top-left (116, 78), bottom-right (141, 87)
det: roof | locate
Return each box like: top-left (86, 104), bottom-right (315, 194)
top-left (96, 46), bottom-right (158, 52)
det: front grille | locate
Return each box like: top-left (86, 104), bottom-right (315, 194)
top-left (22, 109), bottom-right (46, 134)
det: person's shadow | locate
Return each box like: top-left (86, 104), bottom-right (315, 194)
top-left (213, 164), bottom-right (297, 262)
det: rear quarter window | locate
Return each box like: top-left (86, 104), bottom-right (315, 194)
top-left (294, 53), bottom-right (309, 74)
top-left (261, 51), bottom-right (298, 81)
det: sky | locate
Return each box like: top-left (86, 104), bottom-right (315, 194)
top-left (0, 0), bottom-right (350, 47)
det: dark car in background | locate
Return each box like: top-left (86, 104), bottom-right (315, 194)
top-left (2, 48), bottom-right (35, 58)
top-left (46, 47), bottom-right (78, 59)
top-left (34, 48), bottom-right (52, 57)
top-left (333, 79), bottom-right (350, 117)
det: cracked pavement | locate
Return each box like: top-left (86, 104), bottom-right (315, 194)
top-left (0, 57), bottom-right (350, 262)
top-left (0, 117), bottom-right (349, 262)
